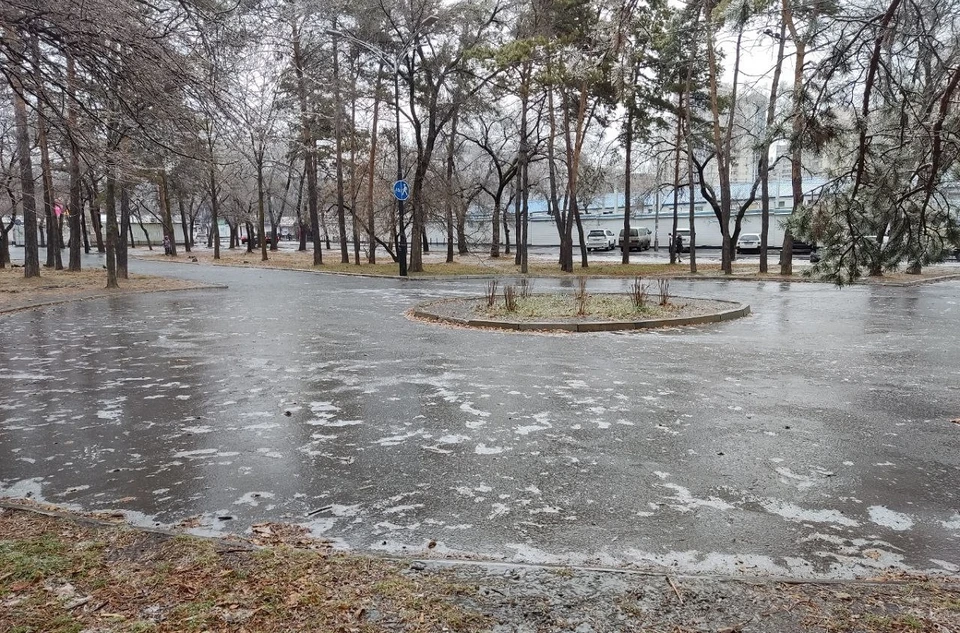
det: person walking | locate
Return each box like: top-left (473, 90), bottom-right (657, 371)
top-left (674, 232), bottom-right (683, 263)
top-left (163, 235), bottom-right (171, 256)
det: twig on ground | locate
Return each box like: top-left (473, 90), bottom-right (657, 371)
top-left (666, 575), bottom-right (684, 604)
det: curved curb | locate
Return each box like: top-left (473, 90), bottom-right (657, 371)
top-left (412, 296), bottom-right (750, 332)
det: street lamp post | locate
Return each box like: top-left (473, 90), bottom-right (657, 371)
top-left (327, 18), bottom-right (436, 277)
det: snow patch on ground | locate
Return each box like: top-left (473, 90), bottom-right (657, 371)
top-left (868, 506), bottom-right (914, 531)
top-left (661, 483), bottom-right (734, 512)
top-left (760, 499), bottom-right (860, 527)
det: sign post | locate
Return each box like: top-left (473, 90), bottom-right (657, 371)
top-left (394, 180), bottom-right (409, 277)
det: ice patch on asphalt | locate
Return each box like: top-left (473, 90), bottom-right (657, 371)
top-left (868, 506), bottom-right (914, 531)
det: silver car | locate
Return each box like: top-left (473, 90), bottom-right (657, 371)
top-left (587, 229), bottom-right (616, 251)
top-left (736, 233), bottom-right (762, 254)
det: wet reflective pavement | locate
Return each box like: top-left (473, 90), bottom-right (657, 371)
top-left (2, 258), bottom-right (959, 579)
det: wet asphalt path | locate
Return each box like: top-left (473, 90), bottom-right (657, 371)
top-left (1, 257), bottom-right (959, 579)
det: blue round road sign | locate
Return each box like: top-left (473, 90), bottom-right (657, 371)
top-left (393, 180), bottom-right (410, 201)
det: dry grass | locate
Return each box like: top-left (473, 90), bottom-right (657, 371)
top-left (480, 293), bottom-right (680, 320)
top-left (0, 506), bottom-right (487, 633)
top-left (0, 267), bottom-right (218, 314)
top-left (1, 505), bottom-right (959, 632)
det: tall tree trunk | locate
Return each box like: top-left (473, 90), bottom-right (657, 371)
top-left (332, 34), bottom-right (348, 264)
top-left (349, 68), bottom-right (360, 266)
top-left (622, 106), bottom-right (633, 264)
top-left (683, 62), bottom-right (698, 273)
top-left (255, 153), bottom-right (267, 262)
top-left (503, 203), bottom-right (511, 256)
top-left (136, 213), bottom-right (153, 249)
top-left (158, 169), bottom-right (174, 259)
top-left (759, 22), bottom-right (787, 274)
top-left (366, 67), bottom-right (382, 264)
top-left (85, 179), bottom-right (104, 252)
top-left (116, 173), bottom-right (132, 279)
top-left (457, 202), bottom-right (468, 255)
top-left (104, 171), bottom-right (119, 288)
top-left (490, 196), bottom-right (501, 258)
top-left (208, 158), bottom-right (221, 260)
top-left (546, 85), bottom-right (569, 272)
top-left (37, 97), bottom-right (61, 270)
top-left (705, 0), bottom-right (734, 273)
top-left (780, 0), bottom-right (811, 276)
top-left (519, 62), bottom-right (531, 274)
top-left (292, 20), bottom-right (322, 265)
top-left (178, 197), bottom-right (191, 252)
top-left (9, 67), bottom-right (40, 278)
top-left (118, 183), bottom-right (130, 278)
top-left (445, 107), bottom-right (458, 263)
top-left (671, 94), bottom-right (682, 265)
top-left (0, 225), bottom-right (9, 267)
top-left (67, 53), bottom-right (82, 271)
top-left (295, 163), bottom-right (307, 251)
top-left (81, 205), bottom-right (90, 254)
top-left (31, 34), bottom-right (60, 271)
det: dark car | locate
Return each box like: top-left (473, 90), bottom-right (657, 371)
top-left (241, 235), bottom-right (274, 247)
top-left (790, 239), bottom-right (816, 254)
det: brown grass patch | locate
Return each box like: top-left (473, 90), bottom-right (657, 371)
top-left (0, 267), bottom-right (219, 314)
top-left (0, 506), bottom-right (487, 633)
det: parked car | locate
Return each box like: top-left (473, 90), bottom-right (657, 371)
top-left (618, 227), bottom-right (652, 251)
top-left (586, 229), bottom-right (616, 251)
top-left (736, 233), bottom-right (762, 254)
top-left (241, 235), bottom-right (274, 247)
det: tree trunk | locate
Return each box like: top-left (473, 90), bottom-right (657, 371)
top-left (671, 93), bottom-right (682, 264)
top-left (622, 107), bottom-right (633, 264)
top-left (9, 66), bottom-right (40, 278)
top-left (457, 204), bottom-right (468, 255)
top-left (80, 204), bottom-right (90, 254)
top-left (104, 171), bottom-right (119, 288)
top-left (67, 53), bottom-right (82, 272)
top-left (178, 197), bottom-right (191, 252)
top-left (366, 67), bottom-right (383, 264)
top-left (118, 183), bottom-right (130, 278)
top-left (490, 196), bottom-right (501, 258)
top-left (332, 34), bottom-right (348, 264)
top-left (292, 20), bottom-right (322, 265)
top-left (208, 159), bottom-right (221, 259)
top-left (759, 24), bottom-right (786, 274)
top-left (519, 62), bottom-right (531, 274)
top-left (256, 153), bottom-right (267, 262)
top-left (37, 99), bottom-right (61, 270)
top-left (503, 204), bottom-right (511, 256)
top-left (153, 170), bottom-right (172, 260)
top-left (0, 226), bottom-right (9, 267)
top-left (683, 63), bottom-right (698, 273)
top-left (780, 0), bottom-right (809, 276)
top-left (446, 107), bottom-right (458, 263)
top-left (704, 0), bottom-right (733, 273)
top-left (136, 213), bottom-right (154, 250)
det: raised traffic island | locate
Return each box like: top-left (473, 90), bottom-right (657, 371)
top-left (412, 279), bottom-right (749, 332)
